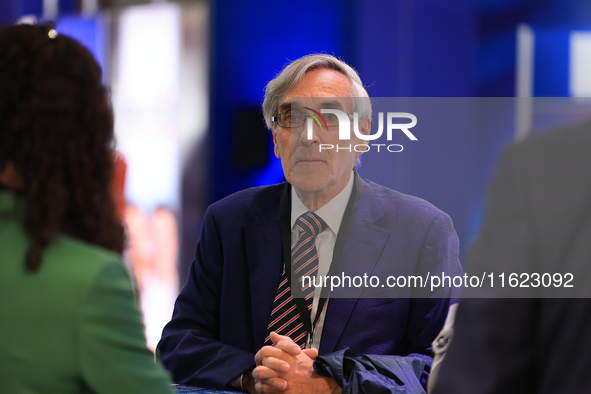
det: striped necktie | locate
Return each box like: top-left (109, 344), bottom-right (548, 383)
top-left (264, 211), bottom-right (327, 348)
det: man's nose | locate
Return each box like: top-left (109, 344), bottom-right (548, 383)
top-left (297, 117), bottom-right (321, 145)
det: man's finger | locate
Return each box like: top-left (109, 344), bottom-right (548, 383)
top-left (255, 380), bottom-right (285, 394)
top-left (276, 339), bottom-right (302, 356)
top-left (270, 332), bottom-right (301, 355)
top-left (255, 345), bottom-right (291, 365)
top-left (302, 348), bottom-right (318, 359)
top-left (262, 356), bottom-right (290, 372)
top-left (261, 377), bottom-right (288, 391)
top-left (253, 365), bottom-right (281, 380)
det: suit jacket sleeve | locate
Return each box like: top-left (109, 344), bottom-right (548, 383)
top-left (78, 259), bottom-right (176, 394)
top-left (157, 206), bottom-right (256, 389)
top-left (405, 212), bottom-right (462, 389)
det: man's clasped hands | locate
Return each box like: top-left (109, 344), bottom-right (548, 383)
top-left (242, 332), bottom-right (342, 394)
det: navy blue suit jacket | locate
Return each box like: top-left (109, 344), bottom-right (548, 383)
top-left (157, 174), bottom-right (461, 390)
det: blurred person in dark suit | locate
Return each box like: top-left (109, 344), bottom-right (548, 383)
top-left (0, 24), bottom-right (175, 394)
top-left (433, 121), bottom-right (591, 394)
top-left (158, 54), bottom-right (462, 394)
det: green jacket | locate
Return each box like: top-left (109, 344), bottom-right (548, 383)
top-left (0, 188), bottom-right (176, 394)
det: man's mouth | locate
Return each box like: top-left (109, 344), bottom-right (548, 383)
top-left (296, 158), bottom-right (324, 164)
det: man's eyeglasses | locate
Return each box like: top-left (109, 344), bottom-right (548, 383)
top-left (272, 111), bottom-right (354, 129)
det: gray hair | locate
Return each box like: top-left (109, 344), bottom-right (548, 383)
top-left (262, 54), bottom-right (372, 130)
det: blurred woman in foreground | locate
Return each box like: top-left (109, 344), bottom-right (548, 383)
top-left (0, 24), bottom-right (175, 394)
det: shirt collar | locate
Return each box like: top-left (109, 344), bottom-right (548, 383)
top-left (290, 171), bottom-right (355, 237)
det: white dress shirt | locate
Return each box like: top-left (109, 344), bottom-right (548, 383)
top-left (290, 172), bottom-right (354, 349)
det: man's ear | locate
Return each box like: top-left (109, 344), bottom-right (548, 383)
top-left (360, 118), bottom-right (371, 137)
top-left (272, 129), bottom-right (281, 159)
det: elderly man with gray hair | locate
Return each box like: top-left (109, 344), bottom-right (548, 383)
top-left (158, 54), bottom-right (461, 394)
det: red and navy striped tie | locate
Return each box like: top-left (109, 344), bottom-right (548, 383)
top-left (264, 211), bottom-right (327, 348)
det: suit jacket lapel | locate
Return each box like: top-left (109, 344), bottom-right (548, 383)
top-left (244, 186), bottom-right (286, 351)
top-left (320, 176), bottom-right (390, 355)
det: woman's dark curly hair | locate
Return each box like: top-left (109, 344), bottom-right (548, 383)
top-left (0, 24), bottom-right (125, 271)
